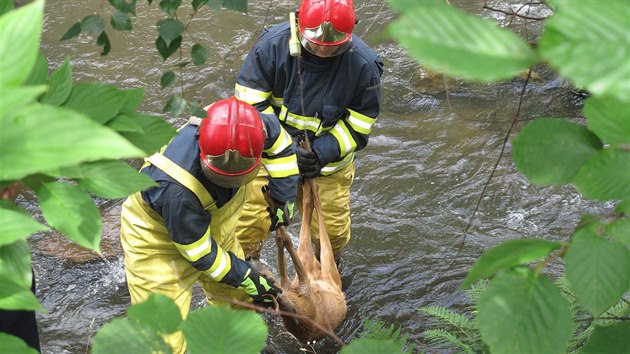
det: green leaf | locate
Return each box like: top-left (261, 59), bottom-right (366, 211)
top-left (387, 2), bottom-right (537, 82)
top-left (0, 0), bottom-right (44, 87)
top-left (127, 293), bottom-right (182, 334)
top-left (0, 333), bottom-right (39, 354)
top-left (0, 85), bottom-right (48, 117)
top-left (180, 306), bottom-right (267, 354)
top-left (97, 31), bottom-right (111, 56)
top-left (0, 1), bottom-right (14, 16)
top-left (512, 119), bottom-right (602, 185)
top-left (191, 44), bottom-right (209, 65)
top-left (60, 22), bottom-right (81, 41)
top-left (63, 83), bottom-right (126, 124)
top-left (119, 87), bottom-right (145, 114)
top-left (118, 113), bottom-right (176, 154)
top-left (0, 274), bottom-right (44, 311)
top-left (30, 179), bottom-right (102, 252)
top-left (155, 35), bottom-right (182, 60)
top-left (341, 338), bottom-right (407, 354)
top-left (565, 228), bottom-right (630, 315)
top-left (157, 18), bottom-right (184, 47)
top-left (24, 50), bottom-right (49, 86)
top-left (158, 0), bottom-right (182, 16)
top-left (462, 238), bottom-right (562, 288)
top-left (160, 70), bottom-right (177, 89)
top-left (41, 57), bottom-right (73, 106)
top-left (0, 239), bottom-right (32, 289)
top-left (0, 201), bottom-right (48, 247)
top-left (76, 160), bottom-right (156, 198)
top-left (92, 317), bottom-right (172, 354)
top-left (192, 0), bottom-right (209, 11)
top-left (163, 94), bottom-right (186, 117)
top-left (580, 322), bottom-right (630, 354)
top-left (583, 96), bottom-right (630, 147)
top-left (108, 0), bottom-right (137, 15)
top-left (1, 104), bottom-right (146, 181)
top-left (80, 14), bottom-right (105, 37)
top-left (221, 0), bottom-right (247, 13)
top-left (106, 114), bottom-right (145, 134)
top-left (111, 11), bottom-right (132, 31)
top-left (477, 270), bottom-right (573, 354)
top-left (539, 0), bottom-right (630, 102)
top-left (573, 147), bottom-right (630, 201)
top-left (606, 217), bottom-right (630, 245)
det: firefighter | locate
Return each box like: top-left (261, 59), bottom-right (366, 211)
top-left (119, 97), bottom-right (298, 354)
top-left (234, 0), bottom-right (384, 262)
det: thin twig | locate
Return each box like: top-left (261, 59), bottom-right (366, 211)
top-left (450, 70), bottom-right (533, 263)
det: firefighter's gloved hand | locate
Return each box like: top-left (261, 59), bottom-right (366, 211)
top-left (240, 267), bottom-right (281, 306)
top-left (268, 198), bottom-right (295, 231)
top-left (296, 146), bottom-right (322, 179)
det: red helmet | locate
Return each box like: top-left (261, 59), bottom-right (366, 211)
top-left (198, 97), bottom-right (265, 188)
top-left (297, 0), bottom-right (356, 57)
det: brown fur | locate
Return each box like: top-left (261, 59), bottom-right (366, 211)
top-left (273, 178), bottom-right (347, 342)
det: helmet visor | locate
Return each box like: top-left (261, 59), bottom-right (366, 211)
top-left (299, 33), bottom-right (351, 58)
top-left (200, 150), bottom-right (261, 188)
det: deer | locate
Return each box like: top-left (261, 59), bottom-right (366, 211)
top-left (261, 139), bottom-right (347, 343)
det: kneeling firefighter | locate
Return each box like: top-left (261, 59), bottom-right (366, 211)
top-left (119, 97), bottom-right (299, 354)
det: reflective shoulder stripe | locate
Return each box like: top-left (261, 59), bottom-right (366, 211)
top-left (266, 128), bottom-right (292, 155)
top-left (146, 153), bottom-right (215, 209)
top-left (347, 109), bottom-right (377, 135)
top-left (321, 152), bottom-right (354, 175)
top-left (262, 155), bottom-right (299, 178)
top-left (173, 228), bottom-right (212, 262)
top-left (330, 120), bottom-right (358, 156)
top-left (205, 248), bottom-right (232, 281)
top-left (235, 83), bottom-right (271, 105)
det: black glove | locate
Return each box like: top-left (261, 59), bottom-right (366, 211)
top-left (296, 145), bottom-right (322, 179)
top-left (268, 198), bottom-right (295, 231)
top-left (240, 267), bottom-right (281, 305)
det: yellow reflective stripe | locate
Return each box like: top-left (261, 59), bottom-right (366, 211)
top-left (320, 152), bottom-right (354, 175)
top-left (266, 128), bottom-right (292, 155)
top-left (261, 106), bottom-right (275, 114)
top-left (205, 248), bottom-right (232, 281)
top-left (283, 111), bottom-right (321, 132)
top-left (269, 95), bottom-right (283, 107)
top-left (330, 120), bottom-right (357, 155)
top-left (347, 109), bottom-right (377, 135)
top-left (235, 83), bottom-right (270, 105)
top-left (146, 153), bottom-right (215, 209)
top-left (263, 155), bottom-right (299, 178)
top-left (173, 228), bottom-right (212, 262)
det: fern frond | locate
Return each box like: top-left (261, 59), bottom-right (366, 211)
top-left (420, 305), bottom-right (476, 332)
top-left (424, 328), bottom-right (474, 354)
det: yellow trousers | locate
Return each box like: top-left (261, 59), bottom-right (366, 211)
top-left (236, 162), bottom-right (355, 259)
top-left (120, 191), bottom-right (250, 354)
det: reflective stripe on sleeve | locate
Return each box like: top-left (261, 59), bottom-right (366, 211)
top-left (206, 248), bottom-right (232, 281)
top-left (347, 109), bottom-right (377, 135)
top-left (174, 229), bottom-right (212, 262)
top-left (320, 152), bottom-right (354, 175)
top-left (266, 127), bottom-right (293, 155)
top-left (235, 83), bottom-right (271, 105)
top-left (263, 155), bottom-right (299, 178)
top-left (279, 106), bottom-right (321, 132)
top-left (330, 120), bottom-right (357, 156)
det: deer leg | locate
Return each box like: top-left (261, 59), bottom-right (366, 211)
top-left (275, 227), bottom-right (292, 289)
top-left (310, 180), bottom-right (343, 290)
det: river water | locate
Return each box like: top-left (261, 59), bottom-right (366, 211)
top-left (28, 1), bottom-right (609, 353)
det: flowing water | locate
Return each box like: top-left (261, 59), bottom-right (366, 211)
top-left (27, 1), bottom-right (609, 353)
